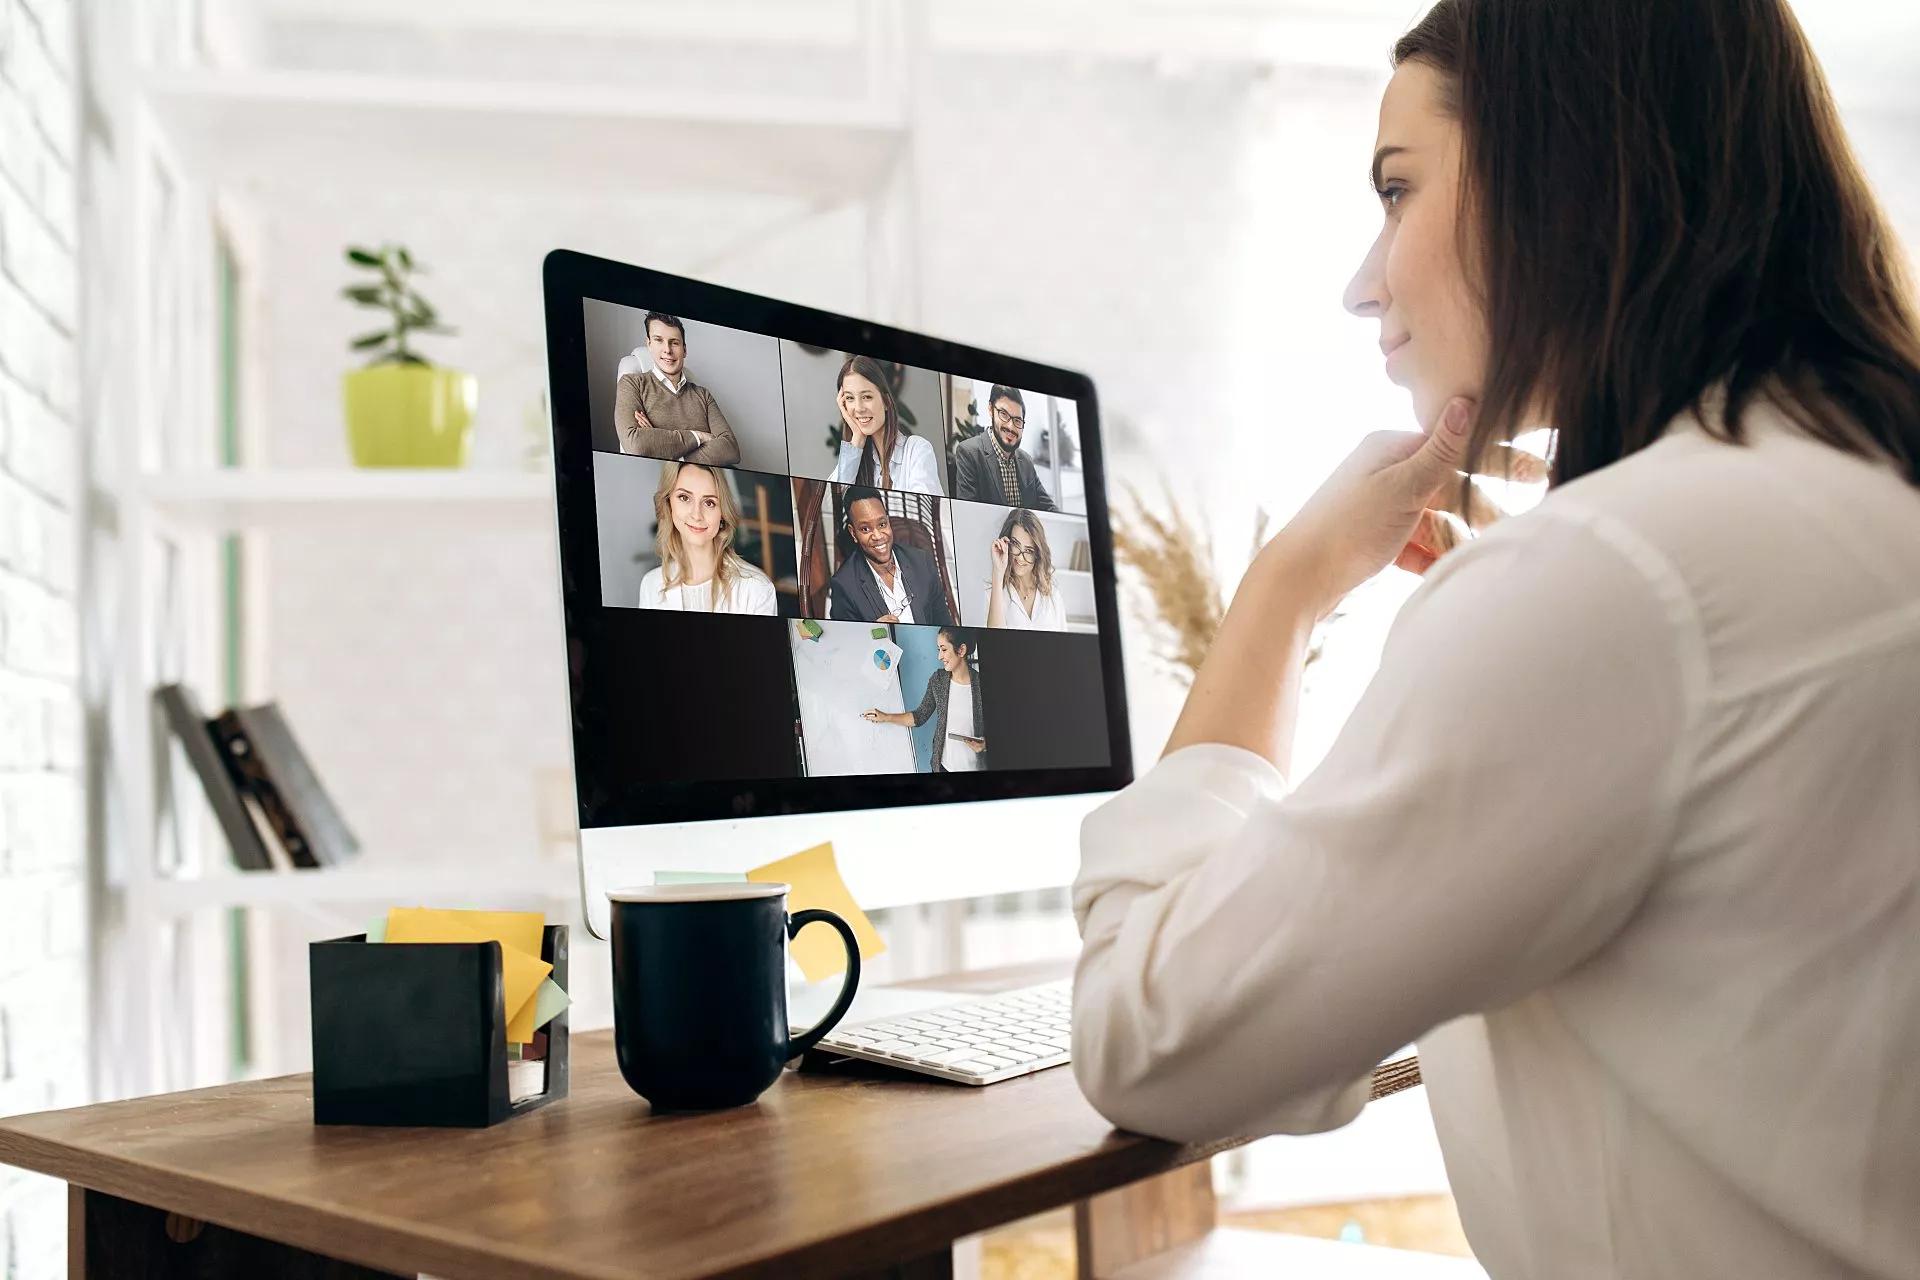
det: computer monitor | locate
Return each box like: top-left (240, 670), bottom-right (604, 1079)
top-left (542, 251), bottom-right (1133, 941)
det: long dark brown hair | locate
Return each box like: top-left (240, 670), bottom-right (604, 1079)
top-left (1394, 0), bottom-right (1920, 490)
top-left (837, 355), bottom-right (909, 489)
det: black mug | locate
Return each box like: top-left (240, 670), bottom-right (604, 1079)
top-left (609, 882), bottom-right (861, 1110)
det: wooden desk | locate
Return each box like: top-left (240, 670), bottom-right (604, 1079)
top-left (0, 966), bottom-right (1417, 1279)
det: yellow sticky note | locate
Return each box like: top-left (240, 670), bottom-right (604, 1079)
top-left (384, 908), bottom-right (552, 1043)
top-left (385, 908), bottom-right (543, 962)
top-left (748, 842), bottom-right (884, 982)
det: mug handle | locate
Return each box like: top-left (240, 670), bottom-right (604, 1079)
top-left (784, 908), bottom-right (862, 1058)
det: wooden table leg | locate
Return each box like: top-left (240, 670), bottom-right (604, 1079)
top-left (1073, 1161), bottom-right (1218, 1279)
top-left (70, 1187), bottom-right (408, 1279)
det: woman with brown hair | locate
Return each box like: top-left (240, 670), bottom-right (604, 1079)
top-left (832, 354), bottom-right (943, 495)
top-left (984, 508), bottom-right (1066, 631)
top-left (1072, 2), bottom-right (1920, 1275)
top-left (860, 628), bottom-right (986, 772)
top-left (636, 462), bottom-right (776, 615)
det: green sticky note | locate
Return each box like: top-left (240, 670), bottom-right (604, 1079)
top-left (870, 626), bottom-right (889, 639)
top-left (364, 918), bottom-right (387, 943)
top-left (654, 870), bottom-right (750, 885)
top-left (798, 619), bottom-right (823, 641)
top-left (530, 978), bottom-right (570, 1032)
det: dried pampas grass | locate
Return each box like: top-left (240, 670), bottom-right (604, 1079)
top-left (1111, 485), bottom-right (1314, 687)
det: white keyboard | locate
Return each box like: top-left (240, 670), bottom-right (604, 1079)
top-left (812, 980), bottom-right (1072, 1085)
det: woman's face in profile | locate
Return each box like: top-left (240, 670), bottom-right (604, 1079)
top-left (839, 374), bottom-right (885, 440)
top-left (1344, 61), bottom-right (1487, 429)
top-left (668, 466), bottom-right (723, 547)
top-left (936, 635), bottom-right (963, 672)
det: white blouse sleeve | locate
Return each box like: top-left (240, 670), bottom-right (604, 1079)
top-left (739, 569), bottom-right (778, 616)
top-left (900, 434), bottom-right (945, 495)
top-left (637, 566), bottom-right (667, 610)
top-left (835, 439), bottom-right (862, 484)
top-left (1071, 507), bottom-right (1703, 1143)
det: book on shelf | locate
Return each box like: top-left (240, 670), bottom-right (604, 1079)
top-left (156, 684), bottom-right (276, 872)
top-left (157, 683), bottom-right (361, 871)
top-left (212, 704), bottom-right (362, 869)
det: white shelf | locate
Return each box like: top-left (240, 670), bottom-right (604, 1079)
top-left (134, 859), bottom-right (583, 917)
top-left (139, 468), bottom-right (555, 530)
top-left (142, 70), bottom-right (906, 199)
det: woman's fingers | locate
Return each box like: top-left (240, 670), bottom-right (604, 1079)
top-left (1493, 443), bottom-right (1552, 484)
top-left (1394, 508), bottom-right (1466, 577)
top-left (1394, 542), bottom-right (1440, 576)
top-left (1427, 446), bottom-right (1550, 532)
top-left (1433, 478), bottom-right (1506, 531)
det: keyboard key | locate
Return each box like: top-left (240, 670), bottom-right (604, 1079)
top-left (950, 1060), bottom-right (999, 1077)
top-left (923, 1048), bottom-right (978, 1067)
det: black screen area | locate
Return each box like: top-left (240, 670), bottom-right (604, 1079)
top-left (578, 610), bottom-right (800, 801)
top-left (981, 632), bottom-right (1116, 773)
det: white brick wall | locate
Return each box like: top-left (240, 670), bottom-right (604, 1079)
top-left (0, 0), bottom-right (83, 1277)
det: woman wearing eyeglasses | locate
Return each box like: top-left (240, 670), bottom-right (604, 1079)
top-left (985, 508), bottom-right (1067, 631)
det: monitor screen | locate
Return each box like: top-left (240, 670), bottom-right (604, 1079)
top-left (544, 252), bottom-right (1132, 831)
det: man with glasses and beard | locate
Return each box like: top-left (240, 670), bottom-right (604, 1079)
top-left (953, 385), bottom-right (1057, 510)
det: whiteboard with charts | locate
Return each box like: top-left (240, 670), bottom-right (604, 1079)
top-left (789, 620), bottom-right (917, 777)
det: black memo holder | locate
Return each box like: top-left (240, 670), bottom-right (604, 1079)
top-left (310, 925), bottom-right (570, 1127)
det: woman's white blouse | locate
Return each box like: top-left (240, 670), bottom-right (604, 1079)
top-left (986, 582), bottom-right (1067, 631)
top-left (1072, 400), bottom-right (1920, 1280)
top-left (835, 432), bottom-right (943, 495)
top-left (637, 562), bottom-right (778, 615)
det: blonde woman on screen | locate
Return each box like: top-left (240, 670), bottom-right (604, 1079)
top-left (637, 463), bottom-right (777, 615)
top-left (985, 508), bottom-right (1067, 631)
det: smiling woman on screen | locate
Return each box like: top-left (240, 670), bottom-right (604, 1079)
top-left (1070, 2), bottom-right (1920, 1277)
top-left (637, 463), bottom-right (776, 615)
top-left (833, 354), bottom-right (943, 495)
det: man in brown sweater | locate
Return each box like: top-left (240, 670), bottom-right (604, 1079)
top-left (613, 312), bottom-right (741, 465)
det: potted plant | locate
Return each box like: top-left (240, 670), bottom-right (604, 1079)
top-left (339, 243), bottom-right (475, 467)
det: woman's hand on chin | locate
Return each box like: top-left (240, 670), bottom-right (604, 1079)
top-left (1269, 396), bottom-right (1475, 617)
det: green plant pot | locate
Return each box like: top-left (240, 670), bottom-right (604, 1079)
top-left (342, 364), bottom-right (477, 467)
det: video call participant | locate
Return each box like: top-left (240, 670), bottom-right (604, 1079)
top-left (827, 486), bottom-right (954, 625)
top-left (834, 355), bottom-right (943, 493)
top-left (637, 462), bottom-right (777, 614)
top-left (953, 385), bottom-right (1056, 510)
top-left (861, 627), bottom-right (986, 772)
top-left (614, 312), bottom-right (741, 466)
top-left (985, 508), bottom-right (1067, 631)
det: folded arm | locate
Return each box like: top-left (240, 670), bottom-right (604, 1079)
top-left (681, 391), bottom-right (741, 466)
top-left (614, 377), bottom-right (701, 457)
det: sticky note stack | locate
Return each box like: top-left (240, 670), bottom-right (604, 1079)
top-left (369, 907), bottom-right (571, 1102)
top-left (656, 841), bottom-right (885, 984)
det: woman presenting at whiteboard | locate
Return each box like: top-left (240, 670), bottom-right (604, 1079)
top-left (861, 628), bottom-right (986, 772)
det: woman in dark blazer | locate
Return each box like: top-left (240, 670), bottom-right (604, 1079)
top-left (860, 628), bottom-right (986, 772)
